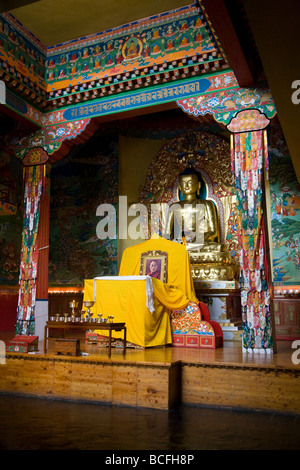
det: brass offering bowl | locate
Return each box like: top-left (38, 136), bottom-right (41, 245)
top-left (68, 300), bottom-right (79, 309)
top-left (64, 313), bottom-right (69, 322)
top-left (68, 300), bottom-right (79, 319)
top-left (83, 300), bottom-right (95, 320)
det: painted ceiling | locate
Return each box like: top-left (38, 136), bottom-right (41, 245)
top-left (1, 0), bottom-right (299, 181)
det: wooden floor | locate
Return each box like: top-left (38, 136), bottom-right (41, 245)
top-left (1, 332), bottom-right (295, 368)
top-left (0, 332), bottom-right (299, 414)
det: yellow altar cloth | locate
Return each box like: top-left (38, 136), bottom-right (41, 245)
top-left (83, 237), bottom-right (198, 347)
top-left (119, 236), bottom-right (197, 302)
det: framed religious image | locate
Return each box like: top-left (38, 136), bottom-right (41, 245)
top-left (139, 250), bottom-right (168, 283)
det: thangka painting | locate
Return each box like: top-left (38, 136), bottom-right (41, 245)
top-left (268, 117), bottom-right (300, 285)
top-left (0, 150), bottom-right (23, 284)
top-left (49, 131), bottom-right (118, 286)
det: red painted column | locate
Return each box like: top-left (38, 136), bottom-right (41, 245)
top-left (36, 164), bottom-right (51, 301)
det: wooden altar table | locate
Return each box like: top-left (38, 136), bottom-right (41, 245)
top-left (44, 320), bottom-right (126, 358)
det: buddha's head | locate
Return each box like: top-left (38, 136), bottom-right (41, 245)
top-left (179, 168), bottom-right (200, 199)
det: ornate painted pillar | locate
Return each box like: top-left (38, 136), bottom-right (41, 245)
top-left (228, 112), bottom-right (276, 352)
top-left (34, 162), bottom-right (51, 337)
top-left (14, 119), bottom-right (90, 336)
top-left (36, 163), bottom-right (51, 301)
top-left (16, 148), bottom-right (48, 335)
top-left (177, 88), bottom-right (278, 352)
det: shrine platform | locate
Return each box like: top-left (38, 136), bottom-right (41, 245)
top-left (0, 335), bottom-right (299, 414)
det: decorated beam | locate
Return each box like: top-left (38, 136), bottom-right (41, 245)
top-left (14, 119), bottom-right (91, 158)
top-left (5, 69), bottom-right (239, 133)
top-left (53, 70), bottom-right (238, 124)
top-left (177, 87), bottom-right (277, 125)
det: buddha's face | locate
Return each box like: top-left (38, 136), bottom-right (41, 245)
top-left (179, 174), bottom-right (200, 196)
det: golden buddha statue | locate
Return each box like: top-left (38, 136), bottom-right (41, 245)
top-left (164, 168), bottom-right (238, 281)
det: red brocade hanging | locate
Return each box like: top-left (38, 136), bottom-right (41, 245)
top-left (232, 130), bottom-right (273, 351)
top-left (16, 164), bottom-right (45, 335)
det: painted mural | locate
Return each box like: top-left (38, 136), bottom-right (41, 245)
top-left (0, 14), bottom-right (46, 91)
top-left (1, 4), bottom-right (220, 93)
top-left (44, 6), bottom-right (216, 91)
top-left (0, 150), bottom-right (23, 284)
top-left (269, 117), bottom-right (300, 285)
top-left (49, 131), bottom-right (118, 286)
